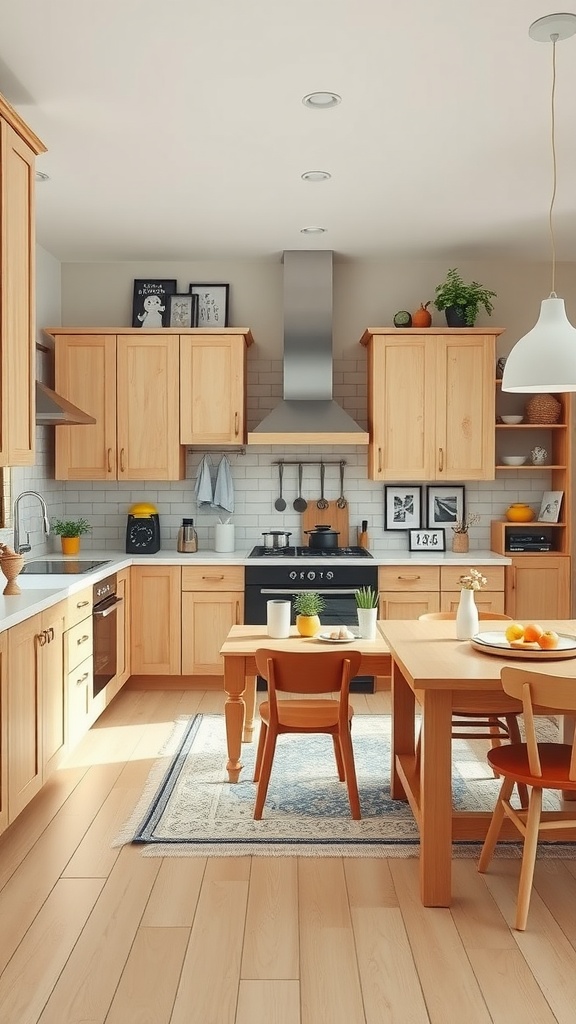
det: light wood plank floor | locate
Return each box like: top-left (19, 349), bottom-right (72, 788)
top-left (1, 687), bottom-right (576, 1024)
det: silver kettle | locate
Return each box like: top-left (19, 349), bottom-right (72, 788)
top-left (177, 518), bottom-right (198, 553)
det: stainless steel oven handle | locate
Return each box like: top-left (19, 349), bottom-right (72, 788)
top-left (260, 588), bottom-right (359, 596)
top-left (93, 596), bottom-right (123, 617)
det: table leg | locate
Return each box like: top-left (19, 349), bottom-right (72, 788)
top-left (391, 660), bottom-right (415, 800)
top-left (562, 716), bottom-right (576, 801)
top-left (420, 690), bottom-right (453, 907)
top-left (223, 656), bottom-right (247, 782)
top-left (243, 673), bottom-right (257, 742)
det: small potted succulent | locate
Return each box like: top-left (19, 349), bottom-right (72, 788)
top-left (51, 517), bottom-right (91, 555)
top-left (293, 591), bottom-right (325, 637)
top-left (434, 268), bottom-right (497, 327)
top-left (355, 586), bottom-right (379, 640)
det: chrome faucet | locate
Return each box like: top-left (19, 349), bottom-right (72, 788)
top-left (13, 491), bottom-right (51, 554)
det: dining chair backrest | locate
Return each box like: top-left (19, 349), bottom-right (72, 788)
top-left (255, 648), bottom-right (362, 697)
top-left (419, 612), bottom-right (512, 621)
top-left (500, 665), bottom-right (576, 780)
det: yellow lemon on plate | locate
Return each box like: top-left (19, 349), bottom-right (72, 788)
top-left (505, 622), bottom-right (525, 642)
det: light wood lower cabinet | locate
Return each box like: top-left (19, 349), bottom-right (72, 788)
top-left (130, 565), bottom-right (182, 675)
top-left (505, 556), bottom-right (571, 620)
top-left (0, 632), bottom-right (7, 835)
top-left (379, 591), bottom-right (440, 618)
top-left (7, 601), bottom-right (66, 822)
top-left (378, 564), bottom-right (506, 619)
top-left (182, 565), bottom-right (244, 675)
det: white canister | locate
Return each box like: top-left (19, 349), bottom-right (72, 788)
top-left (214, 522), bottom-right (235, 552)
top-left (267, 600), bottom-right (291, 638)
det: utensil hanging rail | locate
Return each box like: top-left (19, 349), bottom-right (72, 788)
top-left (272, 459), bottom-right (347, 466)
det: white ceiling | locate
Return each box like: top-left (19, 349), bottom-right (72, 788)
top-left (2, 0), bottom-right (576, 263)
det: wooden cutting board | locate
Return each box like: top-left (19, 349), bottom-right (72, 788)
top-left (301, 500), bottom-right (350, 547)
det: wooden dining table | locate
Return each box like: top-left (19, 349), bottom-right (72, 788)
top-left (379, 618), bottom-right (576, 908)
top-left (219, 624), bottom-right (392, 782)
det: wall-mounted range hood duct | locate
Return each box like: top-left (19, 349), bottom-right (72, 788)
top-left (35, 381), bottom-right (96, 425)
top-left (248, 250), bottom-right (368, 445)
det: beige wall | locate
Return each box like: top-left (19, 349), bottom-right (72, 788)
top-left (59, 255), bottom-right (576, 361)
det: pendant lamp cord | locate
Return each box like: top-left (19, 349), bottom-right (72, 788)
top-left (549, 33), bottom-right (559, 297)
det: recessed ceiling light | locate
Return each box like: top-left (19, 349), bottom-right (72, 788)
top-left (300, 226), bottom-right (327, 234)
top-left (301, 170), bottom-right (331, 182)
top-left (302, 91), bottom-right (341, 109)
top-left (35, 171), bottom-right (50, 182)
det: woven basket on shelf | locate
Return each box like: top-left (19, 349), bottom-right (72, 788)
top-left (524, 393), bottom-right (562, 424)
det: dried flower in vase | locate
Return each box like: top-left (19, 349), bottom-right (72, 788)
top-left (452, 513), bottom-right (481, 535)
top-left (459, 569), bottom-right (487, 591)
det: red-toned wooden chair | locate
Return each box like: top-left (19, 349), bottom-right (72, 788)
top-left (253, 648), bottom-right (363, 820)
top-left (478, 665), bottom-right (576, 930)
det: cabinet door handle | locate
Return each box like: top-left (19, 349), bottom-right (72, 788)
top-left (77, 600), bottom-right (90, 609)
top-left (378, 447), bottom-right (383, 474)
top-left (202, 574), bottom-right (224, 581)
top-left (398, 574), bottom-right (421, 581)
top-left (77, 634), bottom-right (90, 646)
top-left (76, 671), bottom-right (90, 685)
top-left (120, 448), bottom-right (126, 472)
top-left (48, 627), bottom-right (55, 642)
top-left (37, 631), bottom-right (47, 646)
top-left (235, 600), bottom-right (240, 624)
top-left (107, 447), bottom-right (112, 473)
top-left (438, 447), bottom-right (444, 472)
top-left (234, 412), bottom-right (239, 437)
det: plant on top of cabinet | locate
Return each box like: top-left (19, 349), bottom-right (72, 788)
top-left (434, 268), bottom-right (497, 327)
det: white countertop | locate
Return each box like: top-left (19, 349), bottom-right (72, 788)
top-left (0, 547), bottom-right (512, 634)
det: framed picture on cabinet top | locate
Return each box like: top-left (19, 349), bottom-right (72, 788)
top-left (384, 485), bottom-right (422, 530)
top-left (426, 484), bottom-right (465, 529)
top-left (409, 528), bottom-right (446, 552)
top-left (538, 490), bottom-right (563, 523)
top-left (168, 292), bottom-right (199, 328)
top-left (132, 279), bottom-right (177, 328)
top-left (189, 282), bottom-right (230, 328)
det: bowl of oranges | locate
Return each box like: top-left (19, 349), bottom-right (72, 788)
top-left (471, 622), bottom-right (576, 659)
top-left (504, 622), bottom-right (559, 650)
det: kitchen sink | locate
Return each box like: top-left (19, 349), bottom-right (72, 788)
top-left (17, 558), bottom-right (111, 588)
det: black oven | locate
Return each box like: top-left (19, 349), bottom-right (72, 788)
top-left (93, 574), bottom-right (123, 697)
top-left (245, 552), bottom-right (378, 692)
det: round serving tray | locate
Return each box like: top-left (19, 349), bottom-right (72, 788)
top-left (470, 630), bottom-right (576, 661)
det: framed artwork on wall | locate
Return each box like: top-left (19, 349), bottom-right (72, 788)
top-left (189, 282), bottom-right (230, 327)
top-left (409, 528), bottom-right (446, 552)
top-left (538, 490), bottom-right (563, 523)
top-left (384, 485), bottom-right (422, 530)
top-left (426, 485), bottom-right (465, 529)
top-left (132, 279), bottom-right (177, 328)
top-left (168, 293), bottom-right (199, 328)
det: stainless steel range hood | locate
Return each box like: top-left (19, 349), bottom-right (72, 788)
top-left (248, 250), bottom-right (368, 445)
top-left (35, 381), bottom-right (96, 426)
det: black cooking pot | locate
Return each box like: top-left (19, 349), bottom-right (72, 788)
top-left (304, 525), bottom-right (340, 549)
top-left (262, 530), bottom-right (292, 549)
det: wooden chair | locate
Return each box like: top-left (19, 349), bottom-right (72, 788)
top-left (478, 666), bottom-right (576, 930)
top-left (253, 648), bottom-right (363, 820)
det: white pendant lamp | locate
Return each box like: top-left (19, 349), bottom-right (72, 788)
top-left (502, 12), bottom-right (576, 393)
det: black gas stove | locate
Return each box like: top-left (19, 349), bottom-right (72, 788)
top-left (248, 545), bottom-right (374, 559)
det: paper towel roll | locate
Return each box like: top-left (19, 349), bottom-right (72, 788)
top-left (267, 600), bottom-right (291, 638)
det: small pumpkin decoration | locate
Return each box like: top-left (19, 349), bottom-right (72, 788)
top-left (412, 301), bottom-right (432, 328)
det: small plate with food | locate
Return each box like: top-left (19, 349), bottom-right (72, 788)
top-left (470, 623), bottom-right (576, 660)
top-left (317, 627), bottom-right (359, 644)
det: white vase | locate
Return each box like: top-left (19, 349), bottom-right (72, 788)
top-left (456, 588), bottom-right (479, 640)
top-left (357, 606), bottom-right (378, 640)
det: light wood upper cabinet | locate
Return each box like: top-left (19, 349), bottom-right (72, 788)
top-left (52, 331), bottom-right (185, 480)
top-left (361, 329), bottom-right (502, 481)
top-left (180, 333), bottom-right (250, 444)
top-left (0, 97), bottom-right (46, 467)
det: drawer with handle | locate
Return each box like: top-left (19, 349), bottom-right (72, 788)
top-left (64, 586), bottom-right (93, 630)
top-left (182, 565), bottom-right (244, 592)
top-left (65, 616), bottom-right (94, 672)
top-left (379, 565), bottom-right (440, 592)
top-left (440, 565), bottom-right (505, 592)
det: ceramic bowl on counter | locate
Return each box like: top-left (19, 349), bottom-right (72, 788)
top-left (501, 415), bottom-right (524, 424)
top-left (501, 455), bottom-right (527, 466)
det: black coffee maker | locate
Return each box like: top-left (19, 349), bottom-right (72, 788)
top-left (126, 502), bottom-right (161, 554)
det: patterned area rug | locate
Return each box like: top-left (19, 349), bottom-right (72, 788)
top-left (115, 713), bottom-right (572, 858)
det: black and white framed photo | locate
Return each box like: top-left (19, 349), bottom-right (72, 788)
top-left (538, 490), bottom-right (563, 523)
top-left (384, 485), bottom-right (422, 530)
top-left (132, 279), bottom-right (177, 328)
top-left (168, 292), bottom-right (199, 328)
top-left (189, 283), bottom-right (230, 327)
top-left (409, 528), bottom-right (446, 552)
top-left (426, 485), bottom-right (465, 528)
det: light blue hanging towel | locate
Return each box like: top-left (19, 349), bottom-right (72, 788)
top-left (213, 455), bottom-right (234, 515)
top-left (194, 454), bottom-right (214, 507)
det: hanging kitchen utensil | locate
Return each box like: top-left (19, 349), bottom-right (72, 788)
top-left (274, 462), bottom-right (287, 511)
top-left (337, 461), bottom-right (348, 509)
top-left (317, 462), bottom-right (329, 510)
top-left (293, 463), bottom-right (308, 512)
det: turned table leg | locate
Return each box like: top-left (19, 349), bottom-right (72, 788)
top-left (223, 657), bottom-right (247, 782)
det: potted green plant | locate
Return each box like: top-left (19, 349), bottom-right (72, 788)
top-left (51, 517), bottom-right (91, 555)
top-left (433, 268), bottom-right (497, 327)
top-left (355, 586), bottom-right (379, 639)
top-left (293, 591), bottom-right (325, 637)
